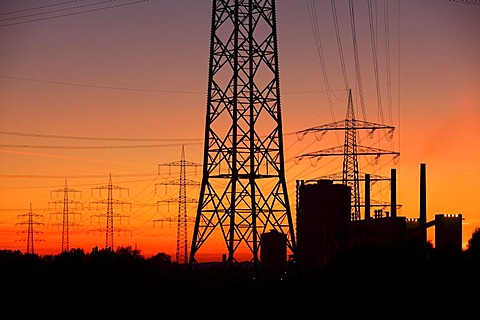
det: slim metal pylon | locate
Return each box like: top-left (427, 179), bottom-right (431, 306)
top-left (343, 90), bottom-right (361, 221)
top-left (16, 203), bottom-right (44, 254)
top-left (49, 179), bottom-right (82, 252)
top-left (189, 0), bottom-right (296, 276)
top-left (90, 174), bottom-right (131, 250)
top-left (155, 145), bottom-right (201, 264)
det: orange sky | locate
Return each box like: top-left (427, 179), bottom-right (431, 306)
top-left (0, 0), bottom-right (479, 262)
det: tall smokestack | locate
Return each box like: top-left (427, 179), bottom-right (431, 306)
top-left (419, 163), bottom-right (427, 242)
top-left (365, 173), bottom-right (370, 219)
top-left (391, 168), bottom-right (396, 218)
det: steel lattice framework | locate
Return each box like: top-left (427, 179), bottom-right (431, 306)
top-left (90, 175), bottom-right (131, 250)
top-left (155, 145), bottom-right (201, 264)
top-left (49, 179), bottom-right (82, 252)
top-left (343, 90), bottom-right (361, 221)
top-left (16, 203), bottom-right (44, 254)
top-left (189, 0), bottom-right (296, 274)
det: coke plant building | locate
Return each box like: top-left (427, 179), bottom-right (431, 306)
top-left (294, 163), bottom-right (464, 272)
top-left (295, 179), bottom-right (350, 271)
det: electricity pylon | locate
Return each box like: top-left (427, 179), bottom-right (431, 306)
top-left (90, 174), bottom-right (131, 250)
top-left (155, 145), bottom-right (201, 264)
top-left (49, 179), bottom-right (82, 252)
top-left (189, 0), bottom-right (296, 276)
top-left (296, 89), bottom-right (400, 221)
top-left (16, 203), bottom-right (44, 254)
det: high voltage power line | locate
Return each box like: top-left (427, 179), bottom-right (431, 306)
top-left (0, 143), bottom-right (201, 149)
top-left (0, 130), bottom-right (308, 144)
top-left (0, 1), bottom-right (79, 16)
top-left (0, 173), bottom-right (156, 179)
top-left (0, 130), bottom-right (203, 149)
top-left (0, 177), bottom-right (161, 190)
top-left (449, 0), bottom-right (480, 5)
top-left (0, 0), bottom-right (150, 28)
top-left (0, 131), bottom-right (202, 142)
top-left (0, 0), bottom-right (113, 22)
top-left (0, 74), bottom-right (343, 95)
top-left (0, 75), bottom-right (205, 94)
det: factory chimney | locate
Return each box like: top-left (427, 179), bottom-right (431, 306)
top-left (390, 168), bottom-right (397, 218)
top-left (365, 173), bottom-right (371, 219)
top-left (419, 163), bottom-right (427, 243)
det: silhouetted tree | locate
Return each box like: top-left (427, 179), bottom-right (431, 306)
top-left (143, 252), bottom-right (182, 282)
top-left (115, 245), bottom-right (143, 259)
top-left (54, 248), bottom-right (86, 263)
top-left (0, 249), bottom-right (44, 270)
top-left (0, 249), bottom-right (23, 266)
top-left (147, 252), bottom-right (173, 266)
top-left (465, 226), bottom-right (480, 261)
top-left (402, 238), bottom-right (434, 263)
top-left (86, 246), bottom-right (117, 268)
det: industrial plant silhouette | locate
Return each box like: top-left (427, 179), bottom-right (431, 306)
top-left (185, 0), bottom-right (465, 281)
top-left (3, 1), bottom-right (479, 318)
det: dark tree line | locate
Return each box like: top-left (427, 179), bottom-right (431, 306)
top-left (1, 228), bottom-right (480, 318)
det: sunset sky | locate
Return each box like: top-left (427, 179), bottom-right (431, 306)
top-left (0, 0), bottom-right (479, 261)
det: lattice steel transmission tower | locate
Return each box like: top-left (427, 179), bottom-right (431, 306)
top-left (189, 0), bottom-right (296, 274)
top-left (16, 203), bottom-right (44, 254)
top-left (90, 174), bottom-right (131, 250)
top-left (296, 89), bottom-right (400, 221)
top-left (155, 145), bottom-right (201, 264)
top-left (49, 179), bottom-right (82, 252)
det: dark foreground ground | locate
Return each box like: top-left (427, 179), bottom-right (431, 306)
top-left (1, 252), bottom-right (479, 319)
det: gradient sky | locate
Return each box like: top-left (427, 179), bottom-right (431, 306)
top-left (0, 0), bottom-right (479, 261)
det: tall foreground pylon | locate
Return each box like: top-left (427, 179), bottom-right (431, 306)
top-left (189, 0), bottom-right (296, 275)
